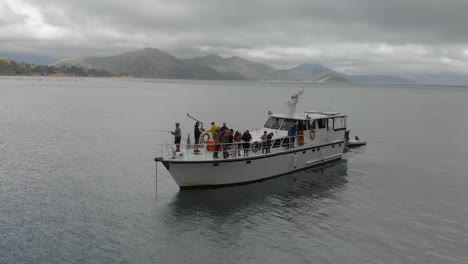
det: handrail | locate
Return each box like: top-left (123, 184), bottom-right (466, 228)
top-left (154, 135), bottom-right (339, 161)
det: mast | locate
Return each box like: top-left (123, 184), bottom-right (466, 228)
top-left (285, 88), bottom-right (304, 117)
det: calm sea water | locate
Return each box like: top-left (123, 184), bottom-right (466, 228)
top-left (0, 77), bottom-right (467, 263)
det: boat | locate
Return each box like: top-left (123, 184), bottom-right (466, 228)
top-left (154, 89), bottom-right (348, 189)
top-left (347, 139), bottom-right (367, 147)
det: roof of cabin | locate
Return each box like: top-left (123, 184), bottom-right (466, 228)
top-left (269, 111), bottom-right (346, 120)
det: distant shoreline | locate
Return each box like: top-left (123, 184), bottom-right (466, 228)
top-left (0, 56), bottom-right (117, 78)
top-left (0, 74), bottom-right (135, 78)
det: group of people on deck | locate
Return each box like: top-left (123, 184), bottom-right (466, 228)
top-left (170, 120), bottom-right (298, 158)
top-left (206, 122), bottom-right (253, 159)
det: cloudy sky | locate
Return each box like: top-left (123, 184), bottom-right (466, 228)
top-left (1, 0), bottom-right (468, 75)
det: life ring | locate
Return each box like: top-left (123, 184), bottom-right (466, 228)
top-left (205, 139), bottom-right (215, 151)
top-left (251, 141), bottom-right (260, 153)
top-left (201, 132), bottom-right (211, 143)
top-left (309, 130), bottom-right (316, 140)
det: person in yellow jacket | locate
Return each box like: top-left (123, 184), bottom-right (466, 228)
top-left (207, 121), bottom-right (218, 137)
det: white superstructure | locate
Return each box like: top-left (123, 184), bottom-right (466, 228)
top-left (155, 90), bottom-right (347, 189)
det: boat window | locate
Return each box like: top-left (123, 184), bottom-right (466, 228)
top-left (310, 120), bottom-right (316, 129)
top-left (264, 117), bottom-right (275, 128)
top-left (305, 120), bottom-right (311, 130)
top-left (317, 119), bottom-right (326, 129)
top-left (271, 118), bottom-right (285, 130)
top-left (280, 119), bottom-right (296, 131)
top-left (297, 120), bottom-right (305, 131)
top-left (333, 117), bottom-right (345, 130)
top-left (328, 119), bottom-right (333, 131)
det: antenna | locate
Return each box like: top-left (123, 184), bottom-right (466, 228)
top-left (328, 97), bottom-right (334, 111)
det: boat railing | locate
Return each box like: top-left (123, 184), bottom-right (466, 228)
top-left (155, 135), bottom-right (332, 161)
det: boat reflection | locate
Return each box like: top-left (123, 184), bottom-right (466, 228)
top-left (166, 159), bottom-right (349, 218)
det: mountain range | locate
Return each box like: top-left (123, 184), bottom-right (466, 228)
top-left (53, 48), bottom-right (349, 82)
top-left (53, 48), bottom-right (414, 83)
top-left (12, 47), bottom-right (468, 85)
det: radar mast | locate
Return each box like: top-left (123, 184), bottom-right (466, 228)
top-left (285, 88), bottom-right (304, 117)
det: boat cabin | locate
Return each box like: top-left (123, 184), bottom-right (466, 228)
top-left (261, 111), bottom-right (347, 147)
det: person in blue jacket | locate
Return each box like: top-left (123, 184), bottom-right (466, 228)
top-left (288, 124), bottom-right (296, 148)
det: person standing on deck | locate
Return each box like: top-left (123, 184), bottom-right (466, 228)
top-left (267, 132), bottom-right (274, 153)
top-left (213, 128), bottom-right (221, 158)
top-left (207, 122), bottom-right (218, 138)
top-left (261, 131), bottom-right (268, 154)
top-left (242, 130), bottom-right (252, 156)
top-left (234, 131), bottom-right (242, 156)
top-left (220, 122), bottom-right (227, 133)
top-left (288, 124), bottom-right (296, 148)
top-left (194, 122), bottom-right (201, 153)
top-left (171, 122), bottom-right (182, 152)
top-left (221, 128), bottom-right (233, 159)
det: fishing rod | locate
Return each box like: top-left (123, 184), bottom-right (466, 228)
top-left (152, 129), bottom-right (172, 133)
top-left (186, 113), bottom-right (204, 130)
top-left (163, 137), bottom-right (176, 153)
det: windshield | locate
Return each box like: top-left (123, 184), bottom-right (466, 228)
top-left (280, 119), bottom-right (296, 131)
top-left (264, 117), bottom-right (275, 128)
top-left (271, 118), bottom-right (285, 129)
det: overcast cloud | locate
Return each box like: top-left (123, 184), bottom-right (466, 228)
top-left (1, 0), bottom-right (468, 74)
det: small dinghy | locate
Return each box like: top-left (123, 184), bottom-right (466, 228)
top-left (347, 140), bottom-right (366, 147)
top-left (347, 135), bottom-right (366, 148)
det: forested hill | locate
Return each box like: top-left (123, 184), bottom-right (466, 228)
top-left (0, 57), bottom-right (114, 77)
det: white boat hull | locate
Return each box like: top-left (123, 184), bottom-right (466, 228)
top-left (163, 142), bottom-right (344, 189)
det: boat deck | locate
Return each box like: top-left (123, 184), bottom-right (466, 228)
top-left (157, 140), bottom-right (345, 162)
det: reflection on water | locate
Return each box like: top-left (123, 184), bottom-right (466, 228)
top-left (167, 159), bottom-right (348, 218)
top-left (160, 160), bottom-right (349, 256)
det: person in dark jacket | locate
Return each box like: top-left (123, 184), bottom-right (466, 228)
top-left (234, 131), bottom-right (242, 156)
top-left (241, 130), bottom-right (252, 156)
top-left (228, 129), bottom-right (234, 143)
top-left (220, 122), bottom-right (227, 133)
top-left (261, 131), bottom-right (268, 154)
top-left (194, 122), bottom-right (201, 153)
top-left (221, 128), bottom-right (233, 159)
top-left (213, 128), bottom-right (221, 158)
top-left (267, 132), bottom-right (274, 153)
